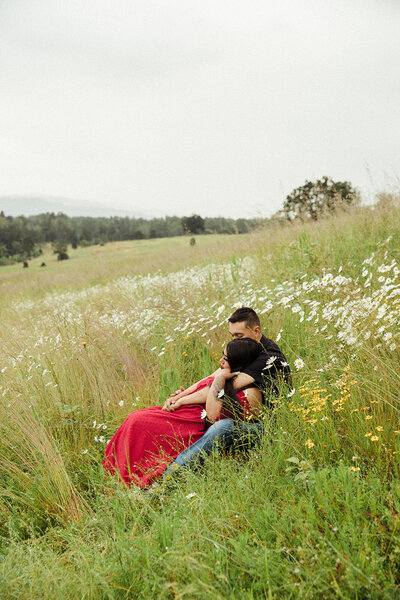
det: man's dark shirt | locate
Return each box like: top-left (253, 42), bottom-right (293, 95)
top-left (241, 334), bottom-right (291, 403)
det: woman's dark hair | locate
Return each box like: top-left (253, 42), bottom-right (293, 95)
top-left (222, 338), bottom-right (261, 420)
top-left (225, 338), bottom-right (261, 371)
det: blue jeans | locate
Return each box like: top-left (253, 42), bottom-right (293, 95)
top-left (161, 418), bottom-right (265, 480)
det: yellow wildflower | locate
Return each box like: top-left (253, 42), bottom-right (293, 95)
top-left (305, 439), bottom-right (314, 448)
top-left (376, 426), bottom-right (383, 432)
top-left (370, 436), bottom-right (379, 442)
top-left (350, 466), bottom-right (360, 472)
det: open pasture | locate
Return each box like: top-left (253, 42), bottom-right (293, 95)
top-left (0, 204), bottom-right (400, 599)
top-left (0, 234), bottom-right (252, 308)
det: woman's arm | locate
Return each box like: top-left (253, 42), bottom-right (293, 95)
top-left (163, 386), bottom-right (209, 411)
top-left (205, 369), bottom-right (232, 423)
top-left (205, 374), bottom-right (263, 423)
top-left (162, 380), bottom-right (202, 411)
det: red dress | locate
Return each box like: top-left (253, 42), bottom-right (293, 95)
top-left (103, 376), bottom-right (250, 488)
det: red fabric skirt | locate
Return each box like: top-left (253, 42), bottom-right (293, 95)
top-left (103, 377), bottom-right (213, 487)
top-left (103, 375), bottom-right (249, 488)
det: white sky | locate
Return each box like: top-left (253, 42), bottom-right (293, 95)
top-left (1, 0), bottom-right (399, 218)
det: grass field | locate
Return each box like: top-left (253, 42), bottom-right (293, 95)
top-left (0, 203), bottom-right (400, 599)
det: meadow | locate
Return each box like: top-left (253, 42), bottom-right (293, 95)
top-left (0, 202), bottom-right (399, 599)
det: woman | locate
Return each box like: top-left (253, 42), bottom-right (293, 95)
top-left (103, 338), bottom-right (263, 488)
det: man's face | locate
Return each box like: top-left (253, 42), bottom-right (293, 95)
top-left (228, 320), bottom-right (261, 342)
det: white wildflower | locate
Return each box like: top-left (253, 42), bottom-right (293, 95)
top-left (294, 358), bottom-right (304, 370)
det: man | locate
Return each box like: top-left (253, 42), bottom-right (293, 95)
top-left (160, 307), bottom-right (290, 480)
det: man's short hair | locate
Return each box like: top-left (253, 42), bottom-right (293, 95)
top-left (228, 307), bottom-right (260, 329)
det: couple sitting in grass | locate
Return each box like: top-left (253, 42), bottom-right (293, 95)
top-left (103, 307), bottom-right (290, 488)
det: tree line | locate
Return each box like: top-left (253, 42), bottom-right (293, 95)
top-left (0, 177), bottom-right (359, 265)
top-left (0, 212), bottom-right (267, 264)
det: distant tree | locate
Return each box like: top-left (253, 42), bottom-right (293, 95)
top-left (181, 214), bottom-right (205, 234)
top-left (283, 176), bottom-right (359, 221)
top-left (52, 241), bottom-right (69, 261)
top-left (235, 218), bottom-right (249, 234)
top-left (70, 232), bottom-right (78, 249)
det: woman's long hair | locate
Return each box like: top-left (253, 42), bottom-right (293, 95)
top-left (221, 338), bottom-right (262, 420)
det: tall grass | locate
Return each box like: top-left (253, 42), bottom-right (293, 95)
top-left (0, 202), bottom-right (399, 598)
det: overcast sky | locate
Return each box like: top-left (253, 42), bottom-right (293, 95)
top-left (1, 0), bottom-right (399, 218)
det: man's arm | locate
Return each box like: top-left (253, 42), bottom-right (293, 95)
top-left (232, 372), bottom-right (255, 390)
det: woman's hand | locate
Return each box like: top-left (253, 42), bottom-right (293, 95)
top-left (221, 369), bottom-right (239, 380)
top-left (162, 387), bottom-right (185, 411)
top-left (162, 397), bottom-right (179, 411)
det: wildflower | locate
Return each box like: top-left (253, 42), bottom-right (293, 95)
top-left (376, 426), bottom-right (383, 432)
top-left (82, 341), bottom-right (87, 347)
top-left (186, 492), bottom-right (196, 499)
top-left (294, 358), bottom-right (304, 370)
top-left (370, 435), bottom-right (379, 442)
top-left (390, 343), bottom-right (396, 351)
top-left (365, 432), bottom-right (372, 437)
top-left (366, 415), bottom-right (372, 420)
top-left (383, 332), bottom-right (393, 342)
top-left (350, 466), bottom-right (360, 472)
top-left (305, 439), bottom-right (314, 448)
top-left (263, 356), bottom-right (277, 370)
top-left (119, 400), bottom-right (124, 407)
top-left (287, 388), bottom-right (296, 398)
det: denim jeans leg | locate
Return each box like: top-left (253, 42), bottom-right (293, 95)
top-left (232, 421), bottom-right (266, 452)
top-left (162, 418), bottom-right (235, 479)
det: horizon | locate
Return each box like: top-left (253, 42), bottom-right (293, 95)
top-left (1, 1), bottom-right (399, 218)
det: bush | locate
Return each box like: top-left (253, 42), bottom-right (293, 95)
top-left (283, 176), bottom-right (359, 221)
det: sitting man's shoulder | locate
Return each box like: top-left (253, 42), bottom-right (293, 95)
top-left (260, 334), bottom-right (285, 357)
